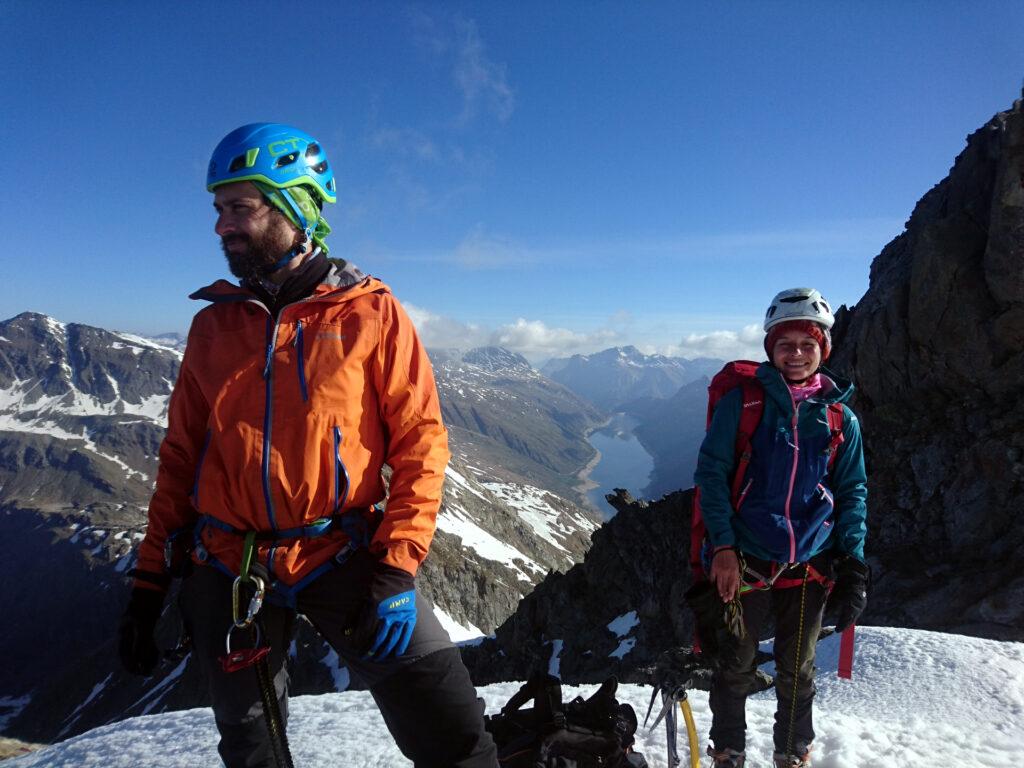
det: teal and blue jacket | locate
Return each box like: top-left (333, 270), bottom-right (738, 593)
top-left (693, 363), bottom-right (867, 564)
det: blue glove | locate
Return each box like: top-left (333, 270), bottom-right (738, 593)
top-left (365, 561), bottom-right (417, 661)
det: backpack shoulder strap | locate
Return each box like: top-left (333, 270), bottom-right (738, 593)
top-left (730, 379), bottom-right (764, 503)
top-left (825, 403), bottom-right (845, 471)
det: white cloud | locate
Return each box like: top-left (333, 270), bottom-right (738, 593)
top-left (404, 303), bottom-right (489, 350)
top-left (490, 319), bottom-right (620, 360)
top-left (452, 225), bottom-right (533, 269)
top-left (663, 323), bottom-right (765, 361)
top-left (453, 18), bottom-right (515, 124)
top-left (404, 304), bottom-right (622, 363)
top-left (370, 126), bottom-right (439, 161)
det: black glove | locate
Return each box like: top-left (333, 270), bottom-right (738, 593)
top-left (363, 560), bottom-right (417, 661)
top-left (118, 587), bottom-right (165, 676)
top-left (827, 556), bottom-right (870, 633)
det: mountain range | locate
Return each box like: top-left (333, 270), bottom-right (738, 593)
top-left (543, 346), bottom-right (720, 412)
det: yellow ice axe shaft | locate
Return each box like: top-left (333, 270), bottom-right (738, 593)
top-left (680, 697), bottom-right (700, 768)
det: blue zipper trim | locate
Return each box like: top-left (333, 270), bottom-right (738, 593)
top-left (294, 319), bottom-right (308, 402)
top-left (191, 429), bottom-right (212, 506)
top-left (261, 316), bottom-right (280, 533)
top-left (333, 427), bottom-right (350, 513)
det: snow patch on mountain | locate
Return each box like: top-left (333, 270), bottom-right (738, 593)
top-left (481, 481), bottom-right (598, 552)
top-left (113, 332), bottom-right (185, 359)
top-left (433, 606), bottom-right (485, 643)
top-left (435, 503), bottom-right (543, 582)
top-left (0, 379), bottom-right (170, 424)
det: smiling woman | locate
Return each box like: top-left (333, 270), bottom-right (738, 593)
top-left (692, 286), bottom-right (869, 767)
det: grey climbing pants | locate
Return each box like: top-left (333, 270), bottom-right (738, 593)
top-left (708, 555), bottom-right (830, 757)
top-left (179, 553), bottom-right (498, 768)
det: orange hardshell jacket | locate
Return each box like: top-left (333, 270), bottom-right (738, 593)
top-left (133, 267), bottom-right (449, 592)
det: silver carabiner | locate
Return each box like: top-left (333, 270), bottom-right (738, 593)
top-left (231, 574), bottom-right (266, 629)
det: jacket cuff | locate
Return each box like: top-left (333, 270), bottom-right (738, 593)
top-left (129, 568), bottom-right (170, 592)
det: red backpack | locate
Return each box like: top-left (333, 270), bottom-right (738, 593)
top-left (688, 361), bottom-right (845, 581)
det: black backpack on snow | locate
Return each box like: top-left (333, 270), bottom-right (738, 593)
top-left (484, 673), bottom-right (648, 768)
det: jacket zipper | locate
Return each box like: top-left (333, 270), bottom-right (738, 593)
top-left (191, 429), bottom-right (213, 508)
top-left (736, 478), bottom-right (753, 510)
top-left (294, 319), bottom-right (308, 402)
top-left (261, 316), bottom-right (282, 535)
top-left (783, 391), bottom-right (801, 563)
top-left (333, 426), bottom-right (350, 513)
top-left (256, 293), bottom-right (336, 577)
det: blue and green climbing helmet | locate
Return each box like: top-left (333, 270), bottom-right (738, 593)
top-left (206, 123), bottom-right (337, 204)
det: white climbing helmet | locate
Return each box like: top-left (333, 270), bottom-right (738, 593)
top-left (763, 287), bottom-right (835, 332)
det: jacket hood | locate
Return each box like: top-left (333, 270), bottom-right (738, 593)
top-left (189, 259), bottom-right (388, 306)
top-left (756, 361), bottom-right (854, 413)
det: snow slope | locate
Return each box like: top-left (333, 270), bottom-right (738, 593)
top-left (8, 626), bottom-right (1022, 767)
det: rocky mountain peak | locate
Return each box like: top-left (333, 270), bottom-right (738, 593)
top-left (826, 97), bottom-right (1024, 638)
top-left (461, 346), bottom-right (534, 374)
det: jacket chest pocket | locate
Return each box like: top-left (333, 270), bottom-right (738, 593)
top-left (293, 318), bottom-right (380, 411)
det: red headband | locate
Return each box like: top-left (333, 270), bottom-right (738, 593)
top-left (764, 319), bottom-right (831, 360)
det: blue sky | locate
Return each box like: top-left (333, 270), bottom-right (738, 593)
top-left (2, 2), bottom-right (1022, 361)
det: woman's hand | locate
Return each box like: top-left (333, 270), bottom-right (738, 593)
top-left (709, 548), bottom-right (741, 602)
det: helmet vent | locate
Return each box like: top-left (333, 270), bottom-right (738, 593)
top-left (780, 295), bottom-right (810, 303)
top-left (305, 143), bottom-right (321, 158)
top-left (312, 161), bottom-right (329, 174)
top-left (275, 152), bottom-right (299, 168)
top-left (228, 154), bottom-right (249, 173)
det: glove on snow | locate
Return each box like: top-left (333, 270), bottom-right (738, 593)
top-left (118, 586), bottom-right (165, 676)
top-left (827, 556), bottom-right (870, 633)
top-left (364, 561), bottom-right (417, 661)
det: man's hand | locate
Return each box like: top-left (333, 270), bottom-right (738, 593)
top-left (118, 587), bottom-right (165, 676)
top-left (365, 561), bottom-right (417, 661)
top-left (827, 556), bottom-right (870, 633)
top-left (709, 548), bottom-right (741, 602)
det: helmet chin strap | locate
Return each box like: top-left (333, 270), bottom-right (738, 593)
top-left (260, 188), bottom-right (317, 276)
top-left (260, 236), bottom-right (312, 277)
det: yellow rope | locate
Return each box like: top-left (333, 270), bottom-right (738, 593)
top-left (785, 567), bottom-right (809, 756)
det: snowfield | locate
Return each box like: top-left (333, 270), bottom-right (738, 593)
top-left (7, 626), bottom-right (1022, 767)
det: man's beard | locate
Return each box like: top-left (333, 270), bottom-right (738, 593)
top-left (221, 226), bottom-right (303, 283)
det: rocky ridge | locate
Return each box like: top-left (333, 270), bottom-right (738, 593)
top-left (828, 95), bottom-right (1024, 639)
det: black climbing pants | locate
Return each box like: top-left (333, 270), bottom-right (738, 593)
top-left (708, 555), bottom-right (829, 757)
top-left (180, 556), bottom-right (498, 768)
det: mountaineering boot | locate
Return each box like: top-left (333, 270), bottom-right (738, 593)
top-left (773, 749), bottom-right (812, 767)
top-left (706, 745), bottom-right (746, 767)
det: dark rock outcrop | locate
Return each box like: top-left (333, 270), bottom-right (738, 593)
top-left (464, 489), bottom-right (695, 684)
top-left (828, 96), bottom-right (1024, 640)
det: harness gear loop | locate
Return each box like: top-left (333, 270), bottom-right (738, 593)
top-left (239, 530), bottom-right (257, 582)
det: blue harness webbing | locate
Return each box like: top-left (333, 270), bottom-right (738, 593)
top-left (191, 507), bottom-right (381, 609)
